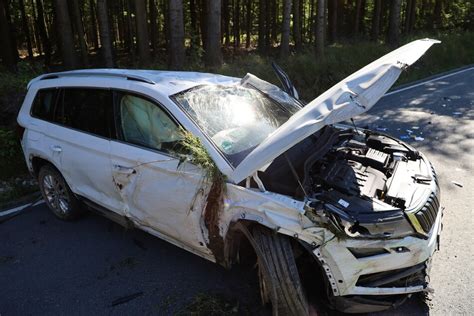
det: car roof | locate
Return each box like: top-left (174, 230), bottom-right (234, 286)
top-left (28, 69), bottom-right (240, 97)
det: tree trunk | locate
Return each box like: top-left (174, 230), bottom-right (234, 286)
top-left (408, 0), bottom-right (416, 32)
top-left (315, 0), bottom-right (325, 58)
top-left (71, 0), bottom-right (89, 67)
top-left (280, 0), bottom-right (291, 58)
top-left (134, 0), bottom-right (151, 66)
top-left (19, 0), bottom-right (33, 59)
top-left (371, 0), bottom-right (381, 40)
top-left (387, 0), bottom-right (401, 46)
top-left (245, 0), bottom-right (251, 48)
top-left (327, 0), bottom-right (337, 43)
top-left (89, 0), bottom-right (99, 49)
top-left (53, 0), bottom-right (77, 68)
top-left (168, 0), bottom-right (184, 69)
top-left (149, 0), bottom-right (159, 56)
top-left (35, 0), bottom-right (51, 66)
top-left (293, 0), bottom-right (301, 51)
top-left (258, 0), bottom-right (265, 51)
top-left (205, 0), bottom-right (222, 68)
top-left (353, 0), bottom-right (362, 35)
top-left (190, 0), bottom-right (198, 47)
top-left (30, 0), bottom-right (42, 56)
top-left (97, 0), bottom-right (114, 67)
top-left (270, 0), bottom-right (278, 43)
top-left (0, 0), bottom-right (16, 71)
top-left (433, 0), bottom-right (442, 29)
top-left (200, 0), bottom-right (208, 48)
top-left (222, 0), bottom-right (229, 45)
top-left (233, 0), bottom-right (240, 48)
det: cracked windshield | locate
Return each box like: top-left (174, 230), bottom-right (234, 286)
top-left (174, 85), bottom-right (294, 166)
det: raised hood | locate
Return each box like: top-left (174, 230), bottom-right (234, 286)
top-left (228, 39), bottom-right (440, 184)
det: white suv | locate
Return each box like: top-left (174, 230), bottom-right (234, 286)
top-left (18, 39), bottom-right (442, 315)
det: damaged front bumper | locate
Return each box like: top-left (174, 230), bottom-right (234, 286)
top-left (314, 204), bottom-right (442, 313)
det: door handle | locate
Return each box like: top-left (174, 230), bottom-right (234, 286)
top-left (113, 164), bottom-right (136, 174)
top-left (50, 145), bottom-right (62, 153)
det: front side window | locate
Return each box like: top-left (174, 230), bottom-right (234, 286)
top-left (31, 89), bottom-right (58, 121)
top-left (118, 93), bottom-right (182, 153)
top-left (173, 85), bottom-right (293, 166)
top-left (54, 88), bottom-right (113, 138)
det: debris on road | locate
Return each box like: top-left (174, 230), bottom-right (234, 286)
top-left (400, 135), bottom-right (410, 140)
top-left (111, 292), bottom-right (144, 306)
top-left (453, 112), bottom-right (462, 115)
top-left (376, 126), bottom-right (388, 131)
top-left (413, 136), bottom-right (425, 141)
top-left (451, 181), bottom-right (463, 188)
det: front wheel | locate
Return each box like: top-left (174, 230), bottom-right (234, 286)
top-left (38, 165), bottom-right (84, 220)
top-left (251, 226), bottom-right (310, 316)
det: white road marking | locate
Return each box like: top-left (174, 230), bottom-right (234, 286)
top-left (384, 66), bottom-right (474, 97)
top-left (0, 199), bottom-right (45, 216)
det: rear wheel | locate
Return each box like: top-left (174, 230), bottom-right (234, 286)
top-left (38, 165), bottom-right (84, 220)
top-left (251, 226), bottom-right (310, 316)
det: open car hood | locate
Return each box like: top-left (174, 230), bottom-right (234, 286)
top-left (228, 39), bottom-right (440, 184)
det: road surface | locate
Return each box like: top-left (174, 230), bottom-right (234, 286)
top-left (1, 67), bottom-right (473, 315)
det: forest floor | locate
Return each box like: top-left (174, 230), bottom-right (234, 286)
top-left (0, 66), bottom-right (472, 315)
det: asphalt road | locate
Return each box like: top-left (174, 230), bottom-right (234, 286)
top-left (1, 67), bottom-right (473, 315)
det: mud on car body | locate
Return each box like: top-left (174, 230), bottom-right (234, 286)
top-left (17, 39), bottom-right (442, 315)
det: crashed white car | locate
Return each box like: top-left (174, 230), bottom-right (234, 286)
top-left (18, 39), bottom-right (442, 314)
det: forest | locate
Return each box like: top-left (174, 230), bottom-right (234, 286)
top-left (0, 0), bottom-right (472, 72)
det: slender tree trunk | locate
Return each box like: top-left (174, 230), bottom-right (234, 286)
top-left (200, 0), bottom-right (208, 48)
top-left (36, 0), bottom-right (51, 66)
top-left (0, 0), bottom-right (16, 71)
top-left (265, 0), bottom-right (271, 49)
top-left (149, 0), bottom-right (158, 55)
top-left (433, 0), bottom-right (442, 29)
top-left (19, 0), bottom-right (33, 59)
top-left (280, 0), bottom-right (291, 58)
top-left (371, 0), bottom-right (381, 40)
top-left (293, 0), bottom-right (301, 51)
top-left (387, 0), bottom-right (401, 46)
top-left (53, 0), bottom-right (76, 68)
top-left (233, 0), bottom-right (240, 48)
top-left (168, 0), bottom-right (184, 68)
top-left (30, 0), bottom-right (42, 55)
top-left (258, 0), bottom-right (265, 51)
top-left (89, 0), bottom-right (99, 49)
top-left (271, 0), bottom-right (278, 43)
top-left (408, 0), bottom-right (416, 32)
top-left (353, 0), bottom-right (362, 35)
top-left (205, 0), bottom-right (222, 68)
top-left (134, 0), bottom-right (151, 66)
top-left (222, 0), bottom-right (230, 45)
top-left (97, 0), bottom-right (114, 67)
top-left (327, 0), bottom-right (337, 43)
top-left (308, 0), bottom-right (314, 43)
top-left (71, 0), bottom-right (89, 67)
top-left (315, 0), bottom-right (325, 58)
top-left (245, 0), bottom-right (251, 48)
top-left (189, 0), bottom-right (198, 46)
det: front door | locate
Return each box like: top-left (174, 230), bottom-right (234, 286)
top-left (109, 92), bottom-right (211, 255)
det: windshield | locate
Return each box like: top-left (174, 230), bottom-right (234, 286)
top-left (173, 85), bottom-right (295, 166)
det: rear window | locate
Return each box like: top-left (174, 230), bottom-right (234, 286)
top-left (31, 89), bottom-right (58, 121)
top-left (54, 88), bottom-right (113, 138)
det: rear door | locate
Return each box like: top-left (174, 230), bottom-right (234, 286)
top-left (47, 87), bottom-right (123, 213)
top-left (109, 91), bottom-right (211, 255)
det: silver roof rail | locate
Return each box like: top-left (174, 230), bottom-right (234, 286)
top-left (39, 71), bottom-right (156, 85)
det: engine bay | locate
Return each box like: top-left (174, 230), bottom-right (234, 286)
top-left (260, 126), bottom-right (436, 238)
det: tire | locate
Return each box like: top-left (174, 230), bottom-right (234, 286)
top-left (38, 164), bottom-right (84, 220)
top-left (252, 226), bottom-right (309, 316)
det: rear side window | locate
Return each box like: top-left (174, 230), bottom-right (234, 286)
top-left (31, 89), bottom-right (58, 121)
top-left (54, 88), bottom-right (113, 138)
